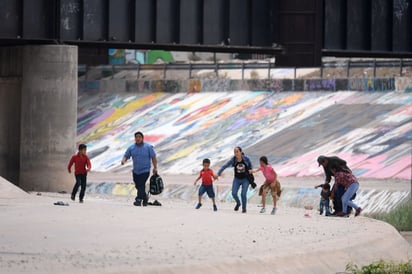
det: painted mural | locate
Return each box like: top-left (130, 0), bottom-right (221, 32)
top-left (109, 49), bottom-right (175, 65)
top-left (77, 89), bottom-right (412, 181)
top-left (86, 182), bottom-right (410, 214)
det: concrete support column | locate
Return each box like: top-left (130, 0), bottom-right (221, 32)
top-left (20, 45), bottom-right (78, 192)
top-left (0, 79), bottom-right (21, 184)
top-left (0, 47), bottom-right (22, 185)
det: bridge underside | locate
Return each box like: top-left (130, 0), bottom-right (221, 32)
top-left (1, 0), bottom-right (412, 66)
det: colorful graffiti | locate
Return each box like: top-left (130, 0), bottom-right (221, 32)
top-left (110, 49), bottom-right (175, 65)
top-left (86, 182), bottom-right (410, 214)
top-left (108, 49), bottom-right (125, 65)
top-left (349, 78), bottom-right (396, 92)
top-left (82, 77), bottom-right (409, 93)
top-left (76, 87), bottom-right (412, 180)
top-left (396, 77), bottom-right (412, 92)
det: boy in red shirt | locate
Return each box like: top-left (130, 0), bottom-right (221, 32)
top-left (67, 144), bottom-right (92, 203)
top-left (194, 158), bottom-right (219, 211)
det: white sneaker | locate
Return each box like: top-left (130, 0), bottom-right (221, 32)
top-left (260, 208), bottom-right (266, 213)
top-left (271, 208), bottom-right (277, 215)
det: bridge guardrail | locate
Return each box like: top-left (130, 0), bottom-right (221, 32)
top-left (78, 59), bottom-right (412, 80)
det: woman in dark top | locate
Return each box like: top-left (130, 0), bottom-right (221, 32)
top-left (217, 147), bottom-right (253, 213)
top-left (317, 155), bottom-right (354, 214)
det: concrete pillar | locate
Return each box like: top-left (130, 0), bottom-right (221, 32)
top-left (0, 47), bottom-right (22, 185)
top-left (0, 79), bottom-right (22, 185)
top-left (20, 45), bottom-right (78, 192)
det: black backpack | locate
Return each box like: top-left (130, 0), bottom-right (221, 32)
top-left (149, 173), bottom-right (164, 195)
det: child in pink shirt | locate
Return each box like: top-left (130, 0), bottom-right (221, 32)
top-left (250, 156), bottom-right (281, 215)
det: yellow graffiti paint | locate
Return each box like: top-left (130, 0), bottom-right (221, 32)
top-left (189, 80), bottom-right (202, 92)
top-left (166, 141), bottom-right (206, 161)
top-left (202, 94), bottom-right (266, 127)
top-left (83, 93), bottom-right (164, 140)
top-left (112, 183), bottom-right (135, 195)
top-left (273, 93), bottom-right (304, 106)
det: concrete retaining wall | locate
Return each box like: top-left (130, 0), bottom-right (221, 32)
top-left (77, 89), bottom-right (411, 180)
top-left (86, 182), bottom-right (410, 214)
top-left (79, 77), bottom-right (412, 93)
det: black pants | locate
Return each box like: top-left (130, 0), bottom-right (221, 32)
top-left (71, 174), bottom-right (87, 201)
top-left (133, 172), bottom-right (150, 202)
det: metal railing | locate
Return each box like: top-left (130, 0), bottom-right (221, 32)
top-left (320, 59), bottom-right (412, 78)
top-left (78, 59), bottom-right (412, 80)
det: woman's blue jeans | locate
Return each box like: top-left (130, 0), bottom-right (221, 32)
top-left (232, 177), bottom-right (249, 210)
top-left (342, 182), bottom-right (359, 214)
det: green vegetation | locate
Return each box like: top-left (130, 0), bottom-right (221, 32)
top-left (366, 199), bottom-right (412, 231)
top-left (344, 200), bottom-right (412, 274)
top-left (345, 259), bottom-right (412, 274)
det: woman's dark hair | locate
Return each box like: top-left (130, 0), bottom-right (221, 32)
top-left (235, 146), bottom-right (244, 155)
top-left (330, 163), bottom-right (344, 173)
top-left (259, 156), bottom-right (268, 165)
top-left (78, 144), bottom-right (87, 150)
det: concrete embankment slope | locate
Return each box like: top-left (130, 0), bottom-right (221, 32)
top-left (0, 177), bottom-right (411, 274)
top-left (0, 176), bottom-right (28, 199)
top-left (77, 89), bottom-right (411, 213)
top-left (77, 90), bottom-right (411, 181)
top-left (86, 174), bottom-right (411, 215)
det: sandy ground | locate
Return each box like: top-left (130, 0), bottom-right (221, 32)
top-left (1, 176), bottom-right (411, 274)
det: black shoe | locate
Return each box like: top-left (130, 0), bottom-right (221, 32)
top-left (79, 200), bottom-right (84, 203)
top-left (142, 198), bottom-right (148, 207)
top-left (242, 208), bottom-right (247, 213)
top-left (234, 204), bottom-right (240, 211)
top-left (133, 200), bottom-right (142, 206)
top-left (153, 200), bottom-right (162, 206)
top-left (71, 195), bottom-right (75, 201)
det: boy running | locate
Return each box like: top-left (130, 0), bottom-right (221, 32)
top-left (67, 144), bottom-right (91, 203)
top-left (194, 158), bottom-right (219, 211)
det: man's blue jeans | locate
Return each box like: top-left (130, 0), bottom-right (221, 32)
top-left (133, 172), bottom-right (150, 202)
top-left (232, 177), bottom-right (249, 210)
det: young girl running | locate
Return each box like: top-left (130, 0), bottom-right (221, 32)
top-left (250, 156), bottom-right (281, 215)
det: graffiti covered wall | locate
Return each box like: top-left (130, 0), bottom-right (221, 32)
top-left (86, 181), bottom-right (410, 214)
top-left (80, 77), bottom-right (410, 93)
top-left (77, 84), bottom-right (412, 181)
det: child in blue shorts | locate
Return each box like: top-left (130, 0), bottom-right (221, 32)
top-left (194, 158), bottom-right (219, 211)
